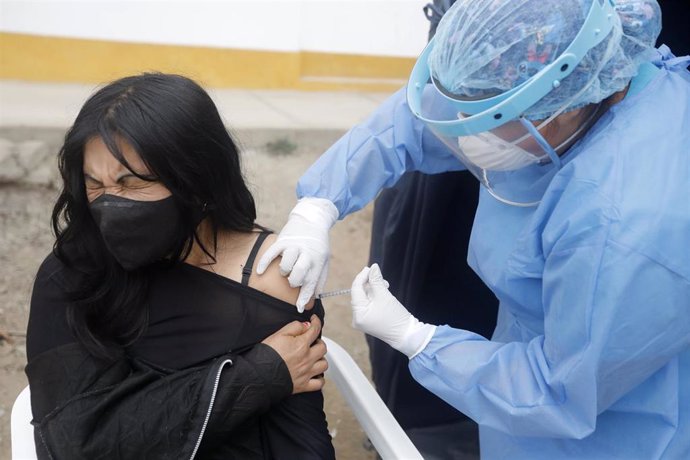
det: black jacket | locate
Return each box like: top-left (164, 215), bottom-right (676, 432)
top-left (27, 341), bottom-right (291, 459)
top-left (26, 253), bottom-right (335, 459)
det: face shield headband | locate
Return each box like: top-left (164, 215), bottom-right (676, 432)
top-left (407, 0), bottom-right (617, 137)
top-left (406, 0), bottom-right (617, 206)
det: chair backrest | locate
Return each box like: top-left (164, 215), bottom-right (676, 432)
top-left (322, 337), bottom-right (423, 460)
top-left (11, 385), bottom-right (38, 460)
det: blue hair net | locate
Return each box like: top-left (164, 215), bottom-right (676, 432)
top-left (429, 0), bottom-right (662, 120)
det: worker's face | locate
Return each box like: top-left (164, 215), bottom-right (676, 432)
top-left (533, 105), bottom-right (598, 154)
top-left (486, 104), bottom-right (597, 156)
top-left (82, 136), bottom-right (171, 203)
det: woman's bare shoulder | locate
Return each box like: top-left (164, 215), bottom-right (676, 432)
top-left (250, 234), bottom-right (315, 310)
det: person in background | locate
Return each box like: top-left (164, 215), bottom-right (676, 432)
top-left (261, 0), bottom-right (690, 457)
top-left (655, 0), bottom-right (690, 55)
top-left (26, 73), bottom-right (334, 459)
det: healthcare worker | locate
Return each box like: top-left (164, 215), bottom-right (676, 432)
top-left (362, 0), bottom-right (688, 457)
top-left (257, 0), bottom-right (690, 457)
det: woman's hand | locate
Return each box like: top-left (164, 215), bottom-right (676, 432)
top-left (262, 315), bottom-right (328, 394)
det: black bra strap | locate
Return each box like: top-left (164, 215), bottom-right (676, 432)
top-left (241, 232), bottom-right (271, 285)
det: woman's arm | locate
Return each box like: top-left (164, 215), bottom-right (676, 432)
top-left (27, 340), bottom-right (293, 459)
top-left (251, 233), bottom-right (317, 310)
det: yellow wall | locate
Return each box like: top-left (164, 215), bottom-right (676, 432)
top-left (0, 32), bottom-right (414, 91)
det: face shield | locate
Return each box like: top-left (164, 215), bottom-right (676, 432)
top-left (407, 0), bottom-right (617, 206)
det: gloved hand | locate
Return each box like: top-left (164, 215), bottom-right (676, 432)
top-left (350, 264), bottom-right (436, 359)
top-left (257, 197), bottom-right (339, 312)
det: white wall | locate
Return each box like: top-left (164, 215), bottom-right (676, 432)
top-left (0, 0), bottom-right (430, 57)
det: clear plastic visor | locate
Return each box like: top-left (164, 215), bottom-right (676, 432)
top-left (455, 116), bottom-right (554, 172)
top-left (420, 86), bottom-right (562, 206)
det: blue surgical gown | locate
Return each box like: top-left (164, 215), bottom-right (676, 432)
top-left (298, 50), bottom-right (690, 459)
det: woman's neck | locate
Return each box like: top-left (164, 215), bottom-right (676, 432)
top-left (183, 218), bottom-right (255, 269)
top-left (184, 218), bottom-right (218, 267)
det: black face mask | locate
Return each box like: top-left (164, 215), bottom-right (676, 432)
top-left (89, 194), bottom-right (182, 270)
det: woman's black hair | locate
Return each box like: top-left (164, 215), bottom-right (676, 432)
top-left (52, 73), bottom-right (256, 360)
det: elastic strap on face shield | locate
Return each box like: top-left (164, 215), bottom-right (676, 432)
top-left (518, 118), bottom-right (562, 168)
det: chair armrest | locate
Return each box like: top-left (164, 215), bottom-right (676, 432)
top-left (323, 337), bottom-right (423, 460)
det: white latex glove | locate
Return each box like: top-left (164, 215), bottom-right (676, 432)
top-left (350, 264), bottom-right (436, 359)
top-left (257, 197), bottom-right (339, 312)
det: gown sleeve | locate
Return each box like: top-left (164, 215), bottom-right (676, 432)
top-left (296, 86), bottom-right (465, 218)
top-left (408, 179), bottom-right (690, 438)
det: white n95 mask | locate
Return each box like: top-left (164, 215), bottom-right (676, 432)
top-left (458, 131), bottom-right (541, 171)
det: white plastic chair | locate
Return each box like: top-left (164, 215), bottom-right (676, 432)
top-left (11, 340), bottom-right (423, 460)
top-left (323, 337), bottom-right (423, 460)
top-left (11, 385), bottom-right (38, 460)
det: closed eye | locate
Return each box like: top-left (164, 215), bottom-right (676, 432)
top-left (118, 173), bottom-right (158, 188)
top-left (84, 174), bottom-right (103, 189)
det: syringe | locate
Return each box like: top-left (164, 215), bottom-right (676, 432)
top-left (316, 288), bottom-right (351, 299)
top-left (316, 281), bottom-right (388, 299)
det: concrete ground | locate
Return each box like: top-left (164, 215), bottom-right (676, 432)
top-left (0, 80), bottom-right (399, 459)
